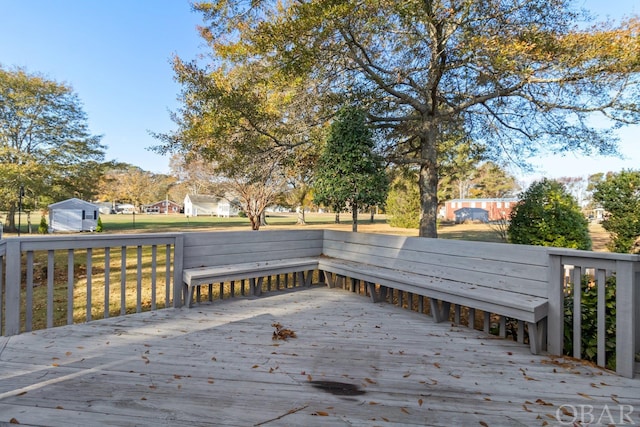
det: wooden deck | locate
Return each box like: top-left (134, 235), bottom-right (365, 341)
top-left (0, 287), bottom-right (638, 426)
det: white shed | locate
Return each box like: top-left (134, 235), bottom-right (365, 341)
top-left (48, 198), bottom-right (100, 232)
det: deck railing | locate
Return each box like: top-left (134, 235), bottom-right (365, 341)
top-left (0, 231), bottom-right (638, 378)
top-left (548, 249), bottom-right (639, 378)
top-left (0, 233), bottom-right (183, 336)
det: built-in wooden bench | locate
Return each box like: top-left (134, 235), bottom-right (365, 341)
top-left (180, 229), bottom-right (550, 354)
top-left (318, 231), bottom-right (550, 354)
top-left (183, 258), bottom-right (319, 307)
top-left (181, 230), bottom-right (324, 307)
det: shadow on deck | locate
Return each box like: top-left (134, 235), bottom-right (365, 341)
top-left (0, 287), bottom-right (638, 426)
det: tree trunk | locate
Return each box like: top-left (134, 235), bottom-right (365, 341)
top-left (335, 211), bottom-right (340, 224)
top-left (249, 213), bottom-right (260, 230)
top-left (352, 201), bottom-right (358, 232)
top-left (296, 206), bottom-right (305, 225)
top-left (418, 131), bottom-right (439, 238)
top-left (260, 210), bottom-right (267, 227)
top-left (4, 204), bottom-right (17, 232)
top-left (370, 206), bottom-right (375, 223)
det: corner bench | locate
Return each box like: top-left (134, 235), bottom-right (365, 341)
top-left (180, 229), bottom-right (550, 355)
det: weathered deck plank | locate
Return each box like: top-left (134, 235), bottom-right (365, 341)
top-left (0, 287), bottom-right (637, 426)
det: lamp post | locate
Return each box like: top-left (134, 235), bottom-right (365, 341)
top-left (18, 185), bottom-right (24, 236)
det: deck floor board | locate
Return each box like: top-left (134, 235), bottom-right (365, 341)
top-left (0, 286), bottom-right (638, 426)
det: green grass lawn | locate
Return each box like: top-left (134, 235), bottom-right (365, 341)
top-left (97, 212), bottom-right (383, 233)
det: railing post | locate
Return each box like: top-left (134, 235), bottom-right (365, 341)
top-left (173, 234), bottom-right (184, 308)
top-left (5, 239), bottom-right (21, 336)
top-left (547, 254), bottom-right (564, 355)
top-left (615, 260), bottom-right (637, 378)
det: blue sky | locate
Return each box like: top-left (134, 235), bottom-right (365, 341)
top-left (0, 0), bottom-right (638, 182)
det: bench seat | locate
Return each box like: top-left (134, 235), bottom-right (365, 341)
top-left (183, 257), bottom-right (319, 307)
top-left (318, 256), bottom-right (548, 354)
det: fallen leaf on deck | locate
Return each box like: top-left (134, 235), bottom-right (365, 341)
top-left (312, 411), bottom-right (329, 416)
top-left (369, 402), bottom-right (379, 405)
top-left (433, 362), bottom-right (441, 368)
top-left (9, 418), bottom-right (19, 424)
top-left (418, 398), bottom-right (423, 406)
top-left (611, 394), bottom-right (620, 403)
top-left (65, 352), bottom-right (72, 356)
top-left (535, 398), bottom-right (553, 406)
top-left (364, 378), bottom-right (376, 384)
top-left (401, 407), bottom-right (410, 414)
top-left (252, 365), bottom-right (259, 369)
top-left (560, 406), bottom-right (574, 417)
top-left (272, 323), bottom-right (297, 340)
top-left (479, 422), bottom-right (489, 427)
top-left (56, 406), bottom-right (63, 409)
top-left (522, 404), bottom-right (532, 412)
top-left (307, 374), bottom-right (313, 381)
top-left (578, 392), bottom-right (593, 400)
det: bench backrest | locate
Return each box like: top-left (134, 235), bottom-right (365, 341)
top-left (183, 229), bottom-right (324, 269)
top-left (322, 230), bottom-right (549, 298)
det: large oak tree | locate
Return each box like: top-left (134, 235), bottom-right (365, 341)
top-left (190, 0), bottom-right (640, 237)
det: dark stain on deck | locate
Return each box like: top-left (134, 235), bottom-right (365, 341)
top-left (309, 380), bottom-right (366, 396)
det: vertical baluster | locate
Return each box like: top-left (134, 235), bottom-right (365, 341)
top-left (25, 251), bottom-right (34, 332)
top-left (136, 246), bottom-right (142, 313)
top-left (67, 249), bottom-right (74, 325)
top-left (483, 312), bottom-right (490, 334)
top-left (595, 268), bottom-right (607, 367)
top-left (86, 248), bottom-right (92, 322)
top-left (165, 244), bottom-right (171, 308)
top-left (572, 266), bottom-right (583, 359)
top-left (151, 245), bottom-right (157, 310)
top-left (104, 247), bottom-right (111, 318)
top-left (120, 246), bottom-right (126, 316)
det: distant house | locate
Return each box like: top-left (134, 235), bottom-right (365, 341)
top-left (94, 202), bottom-right (115, 215)
top-left (454, 207), bottom-right (489, 224)
top-left (115, 204), bottom-right (136, 214)
top-left (184, 194), bottom-right (240, 217)
top-left (48, 198), bottom-right (100, 232)
top-left (442, 198), bottom-right (518, 222)
top-left (143, 200), bottom-right (181, 214)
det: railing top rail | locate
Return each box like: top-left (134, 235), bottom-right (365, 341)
top-left (5, 232), bottom-right (182, 251)
top-left (547, 247), bottom-right (640, 262)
